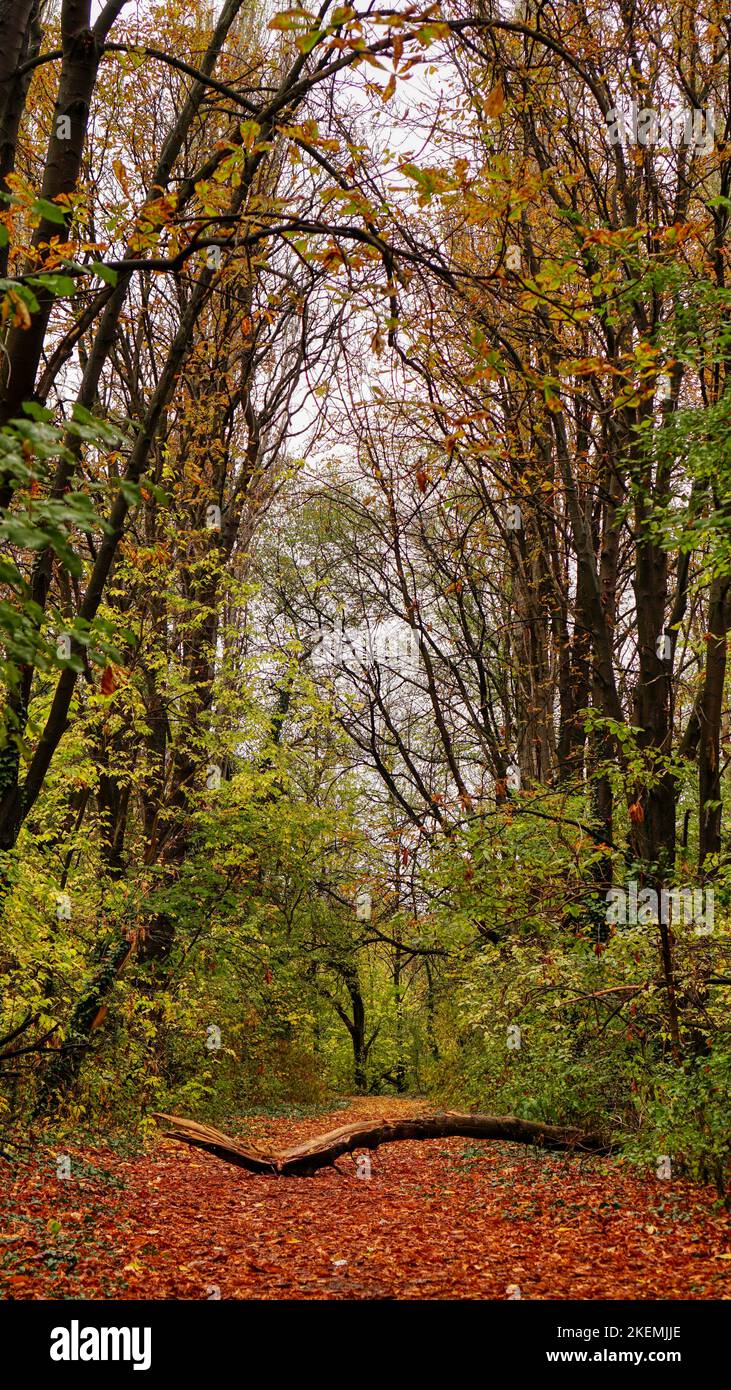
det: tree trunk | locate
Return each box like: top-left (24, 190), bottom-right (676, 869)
top-left (698, 576), bottom-right (731, 870)
top-left (33, 934), bottom-right (132, 1115)
top-left (153, 1109), bottom-right (612, 1176)
top-left (393, 945), bottom-right (407, 1093)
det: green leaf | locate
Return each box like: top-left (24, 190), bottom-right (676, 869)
top-left (70, 402), bottom-right (121, 443)
top-left (296, 29), bottom-right (323, 52)
top-left (31, 197), bottom-right (68, 226)
top-left (269, 7), bottom-right (317, 31)
top-left (90, 260), bottom-right (118, 286)
top-left (1, 519), bottom-right (53, 550)
top-left (139, 477), bottom-right (169, 506)
top-left (118, 478), bottom-right (141, 506)
top-left (22, 401), bottom-right (54, 422)
top-left (0, 280), bottom-right (40, 312)
top-left (26, 273), bottom-right (76, 297)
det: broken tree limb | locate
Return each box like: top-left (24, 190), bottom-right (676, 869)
top-left (151, 1115), bottom-right (276, 1173)
top-left (152, 1111), bottom-right (613, 1175)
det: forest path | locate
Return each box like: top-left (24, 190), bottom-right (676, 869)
top-left (2, 1097), bottom-right (730, 1299)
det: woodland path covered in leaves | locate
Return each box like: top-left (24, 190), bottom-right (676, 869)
top-left (2, 1099), bottom-right (730, 1301)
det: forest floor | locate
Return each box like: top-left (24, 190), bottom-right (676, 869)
top-left (2, 1097), bottom-right (730, 1300)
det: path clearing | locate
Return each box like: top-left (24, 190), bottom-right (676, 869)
top-left (2, 1098), bottom-right (730, 1299)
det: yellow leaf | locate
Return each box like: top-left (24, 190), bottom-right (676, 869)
top-left (113, 158), bottom-right (130, 198)
top-left (484, 82), bottom-right (505, 117)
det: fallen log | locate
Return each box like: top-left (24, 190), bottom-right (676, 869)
top-left (152, 1110), bottom-right (613, 1175)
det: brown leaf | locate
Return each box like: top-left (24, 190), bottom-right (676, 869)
top-left (484, 81), bottom-right (505, 117)
top-left (100, 665), bottom-right (118, 697)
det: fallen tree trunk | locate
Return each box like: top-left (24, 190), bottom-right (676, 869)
top-left (152, 1111), bottom-right (613, 1175)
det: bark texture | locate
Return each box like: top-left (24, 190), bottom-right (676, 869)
top-left (153, 1110), bottom-right (613, 1175)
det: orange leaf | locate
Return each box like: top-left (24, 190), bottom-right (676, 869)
top-left (484, 81), bottom-right (505, 117)
top-left (100, 665), bottom-right (117, 696)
